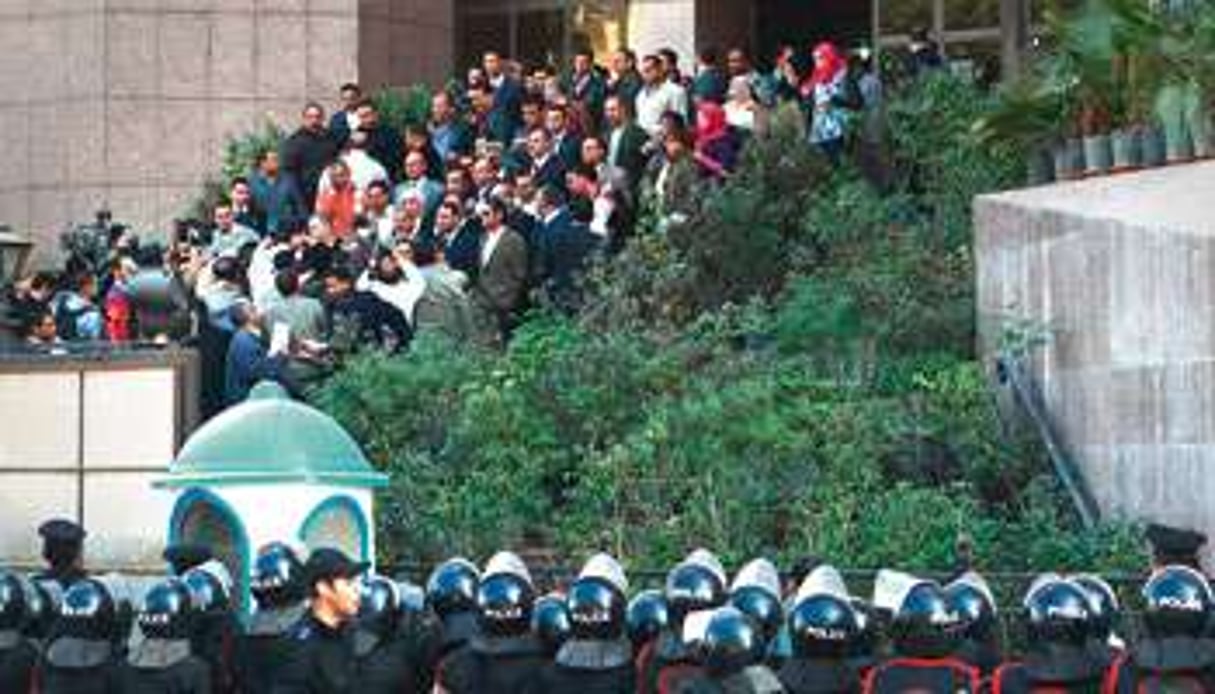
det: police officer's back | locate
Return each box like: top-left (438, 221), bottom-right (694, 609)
top-left (119, 577), bottom-right (211, 693)
top-left (534, 553), bottom-right (635, 693)
top-left (40, 577), bottom-right (124, 694)
top-left (642, 549), bottom-right (730, 694)
top-left (271, 547), bottom-right (369, 694)
top-left (990, 575), bottom-right (1111, 694)
top-left (945, 571), bottom-right (1002, 678)
top-left (354, 575), bottom-right (426, 694)
top-left (425, 557), bottom-right (483, 675)
top-left (729, 559), bottom-right (785, 671)
top-left (1104, 565), bottom-right (1215, 692)
top-left (862, 570), bottom-right (979, 694)
top-left (182, 561), bottom-right (240, 694)
top-left (0, 571), bottom-right (40, 694)
top-left (778, 565), bottom-right (866, 694)
top-left (233, 542), bottom-right (308, 693)
top-left (435, 550), bottom-right (546, 694)
top-left (673, 606), bottom-right (786, 693)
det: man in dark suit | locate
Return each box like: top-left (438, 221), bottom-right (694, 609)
top-left (430, 200), bottom-right (481, 281)
top-left (355, 99), bottom-right (405, 182)
top-left (470, 84), bottom-right (515, 147)
top-left (533, 185), bottom-right (600, 314)
top-left (280, 102), bottom-right (341, 210)
top-left (604, 95), bottom-right (651, 194)
top-left (546, 104), bottom-right (583, 172)
top-left (484, 51), bottom-right (524, 136)
top-left (526, 127), bottom-right (567, 195)
top-left (562, 49), bottom-right (607, 131)
top-left (472, 198), bottom-right (529, 346)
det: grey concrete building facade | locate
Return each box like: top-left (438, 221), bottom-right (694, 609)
top-left (976, 162), bottom-right (1215, 558)
top-left (0, 0), bottom-right (453, 261)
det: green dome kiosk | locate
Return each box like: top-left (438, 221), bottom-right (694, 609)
top-left (156, 382), bottom-right (387, 611)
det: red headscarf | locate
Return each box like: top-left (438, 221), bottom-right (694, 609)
top-left (809, 41), bottom-right (847, 88)
top-left (696, 101), bottom-right (729, 144)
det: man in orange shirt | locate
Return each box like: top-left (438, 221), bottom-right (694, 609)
top-left (314, 160), bottom-right (357, 239)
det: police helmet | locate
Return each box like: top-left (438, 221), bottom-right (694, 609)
top-left (1023, 575), bottom-right (1092, 645)
top-left (426, 558), bottom-right (480, 619)
top-left (59, 578), bottom-right (117, 640)
top-left (532, 592), bottom-right (572, 653)
top-left (945, 572), bottom-right (998, 644)
top-left (874, 571), bottom-right (959, 658)
top-left (0, 571), bottom-right (28, 632)
top-left (1142, 565), bottom-right (1214, 638)
top-left (24, 578), bottom-right (61, 639)
top-left (182, 562), bottom-right (232, 616)
top-left (138, 578), bottom-right (196, 640)
top-left (1070, 573), bottom-right (1120, 642)
top-left (476, 552), bottom-right (534, 637)
top-left (627, 589), bottom-right (670, 648)
top-left (665, 550), bottom-right (727, 626)
top-left (251, 542), bottom-right (303, 609)
top-left (360, 575), bottom-right (405, 639)
top-left (700, 606), bottom-right (764, 675)
top-left (788, 593), bottom-right (863, 659)
top-left (568, 553), bottom-right (628, 640)
top-left (729, 558), bottom-right (783, 647)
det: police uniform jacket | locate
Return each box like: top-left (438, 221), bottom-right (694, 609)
top-left (39, 636), bottom-right (123, 694)
top-left (1103, 636), bottom-right (1215, 694)
top-left (777, 658), bottom-right (863, 694)
top-left (674, 665), bottom-right (788, 694)
top-left (119, 638), bottom-right (212, 694)
top-left (270, 613), bottom-right (358, 694)
top-left (233, 605), bottom-right (304, 694)
top-left (0, 631), bottom-right (39, 694)
top-left (989, 642), bottom-right (1112, 694)
top-left (436, 633), bottom-right (546, 694)
top-left (353, 627), bottom-right (424, 694)
top-left (534, 638), bottom-right (635, 694)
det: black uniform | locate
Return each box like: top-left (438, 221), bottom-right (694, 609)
top-left (1103, 636), bottom-right (1215, 693)
top-left (119, 638), bottom-right (212, 694)
top-left (861, 657), bottom-right (980, 694)
top-left (270, 613), bottom-right (358, 694)
top-left (232, 605), bottom-right (305, 693)
top-left (988, 643), bottom-right (1111, 694)
top-left (40, 636), bottom-right (123, 694)
top-left (436, 634), bottom-right (546, 693)
top-left (641, 630), bottom-right (704, 694)
top-left (0, 631), bottom-right (39, 693)
top-left (353, 627), bottom-right (424, 694)
top-left (675, 665), bottom-right (787, 693)
top-left (777, 659), bottom-right (863, 694)
top-left (534, 638), bottom-right (635, 694)
top-left (192, 612), bottom-right (240, 694)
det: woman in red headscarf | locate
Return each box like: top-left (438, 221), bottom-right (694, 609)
top-left (801, 41), bottom-right (853, 164)
top-left (693, 100), bottom-right (741, 180)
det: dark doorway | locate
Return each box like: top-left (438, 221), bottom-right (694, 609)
top-left (753, 0), bottom-right (872, 67)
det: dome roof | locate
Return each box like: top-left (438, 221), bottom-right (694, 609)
top-left (158, 382), bottom-right (387, 488)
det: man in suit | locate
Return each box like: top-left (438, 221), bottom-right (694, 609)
top-left (526, 127), bottom-right (567, 194)
top-left (546, 104), bottom-right (583, 172)
top-left (533, 184), bottom-right (600, 314)
top-left (472, 198), bottom-right (529, 346)
top-left (562, 48), bottom-right (607, 132)
top-left (604, 95), bottom-right (650, 194)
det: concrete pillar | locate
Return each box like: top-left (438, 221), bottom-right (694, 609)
top-left (359, 0), bottom-right (456, 90)
top-left (627, 0), bottom-right (697, 66)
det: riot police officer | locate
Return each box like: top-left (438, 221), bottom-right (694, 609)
top-left (435, 551), bottom-right (546, 693)
top-left (271, 547), bottom-right (369, 693)
top-left (533, 591), bottom-right (573, 657)
top-left (426, 556), bottom-right (482, 672)
top-left (0, 570), bottom-right (39, 693)
top-left (945, 571), bottom-right (1001, 677)
top-left (628, 589), bottom-right (670, 656)
top-left (674, 605), bottom-right (786, 693)
top-left (1104, 565), bottom-right (1215, 692)
top-left (863, 570), bottom-right (978, 694)
top-left (35, 519), bottom-right (88, 591)
top-left (354, 574), bottom-right (427, 693)
top-left (641, 549), bottom-right (729, 694)
top-left (990, 574), bottom-right (1111, 693)
top-left (729, 558), bottom-right (784, 666)
top-left (40, 577), bottom-right (124, 694)
top-left (778, 565), bottom-right (867, 694)
top-left (535, 553), bottom-right (635, 693)
top-left (233, 542), bottom-right (308, 693)
top-left (183, 560), bottom-right (239, 694)
top-left (120, 577), bottom-right (212, 692)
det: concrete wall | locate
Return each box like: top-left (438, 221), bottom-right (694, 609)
top-left (0, 0), bottom-right (452, 265)
top-left (627, 0), bottom-right (696, 68)
top-left (0, 349), bottom-right (198, 570)
top-left (976, 162), bottom-right (1215, 548)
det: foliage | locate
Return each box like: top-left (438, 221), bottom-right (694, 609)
top-left (304, 73), bottom-right (1144, 578)
top-left (187, 119), bottom-right (285, 222)
top-left (371, 85), bottom-right (433, 134)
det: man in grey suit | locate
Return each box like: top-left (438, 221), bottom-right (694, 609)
top-left (472, 198), bottom-right (529, 346)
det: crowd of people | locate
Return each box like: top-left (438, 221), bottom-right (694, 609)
top-left (0, 519), bottom-right (1213, 693)
top-left (4, 34), bottom-right (928, 414)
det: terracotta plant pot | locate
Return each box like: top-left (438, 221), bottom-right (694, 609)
top-left (1110, 128), bottom-right (1142, 172)
top-left (1083, 134), bottom-right (1113, 176)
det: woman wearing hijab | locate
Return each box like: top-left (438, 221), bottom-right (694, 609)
top-left (693, 101), bottom-right (741, 181)
top-left (802, 42), bottom-right (852, 164)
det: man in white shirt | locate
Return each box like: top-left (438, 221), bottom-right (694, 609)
top-left (635, 54), bottom-right (688, 136)
top-left (357, 246), bottom-right (428, 328)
